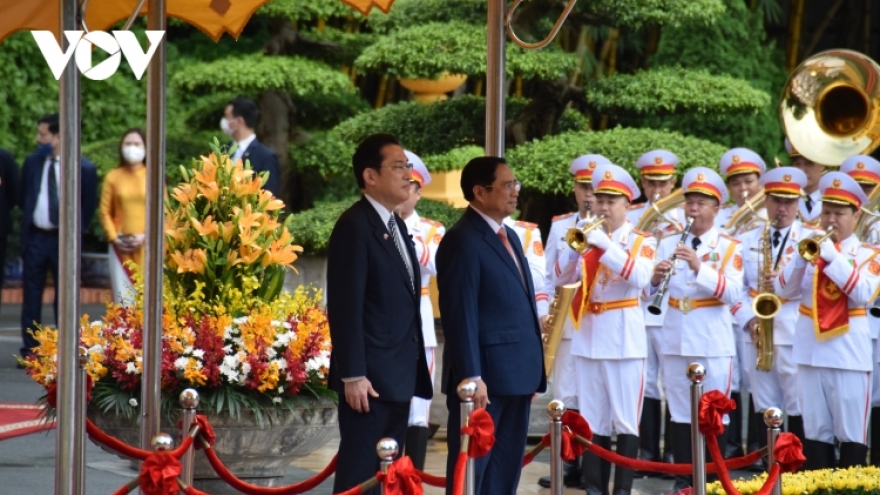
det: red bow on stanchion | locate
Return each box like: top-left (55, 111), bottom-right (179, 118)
top-left (462, 409), bottom-right (495, 458)
top-left (774, 432), bottom-right (806, 472)
top-left (382, 457), bottom-right (423, 495)
top-left (698, 390), bottom-right (736, 437)
top-left (139, 453), bottom-right (183, 495)
top-left (193, 414), bottom-right (216, 450)
top-left (560, 410), bottom-right (591, 461)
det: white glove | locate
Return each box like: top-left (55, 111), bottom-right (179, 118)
top-left (819, 238), bottom-right (836, 263)
top-left (587, 228), bottom-right (612, 251)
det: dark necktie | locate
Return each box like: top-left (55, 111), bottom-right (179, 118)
top-left (691, 236), bottom-right (702, 250)
top-left (387, 217), bottom-right (414, 292)
top-left (805, 196), bottom-right (813, 213)
top-left (48, 158), bottom-right (59, 227)
top-left (772, 230), bottom-right (782, 248)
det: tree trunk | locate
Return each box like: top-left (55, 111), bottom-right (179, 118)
top-left (257, 90), bottom-right (297, 209)
top-left (787, 0), bottom-right (806, 71)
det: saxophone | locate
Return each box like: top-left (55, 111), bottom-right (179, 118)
top-left (752, 215), bottom-right (782, 372)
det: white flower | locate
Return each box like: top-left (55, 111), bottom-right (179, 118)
top-left (174, 357), bottom-right (189, 370)
top-left (266, 347), bottom-right (277, 359)
top-left (192, 349), bottom-right (205, 359)
top-left (128, 398), bottom-right (138, 407)
top-left (223, 326), bottom-right (234, 340)
top-left (223, 345), bottom-right (233, 354)
top-left (282, 322), bottom-right (292, 329)
top-left (272, 397), bottom-right (282, 404)
top-left (45, 374), bottom-right (54, 384)
top-left (271, 320), bottom-right (282, 327)
top-left (272, 358), bottom-right (288, 370)
top-left (125, 362), bottom-right (138, 374)
top-left (89, 344), bottom-right (103, 354)
top-left (183, 346), bottom-right (194, 355)
top-left (277, 386), bottom-right (284, 394)
top-left (241, 362), bottom-right (251, 376)
top-left (233, 316), bottom-right (248, 325)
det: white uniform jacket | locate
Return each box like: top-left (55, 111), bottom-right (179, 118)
top-left (775, 234), bottom-right (880, 371)
top-left (570, 222), bottom-right (656, 360)
top-left (537, 212), bottom-right (584, 339)
top-left (798, 190), bottom-right (822, 224)
top-left (644, 227), bottom-right (744, 357)
top-left (404, 211), bottom-right (445, 347)
top-left (735, 221), bottom-right (808, 345)
top-left (626, 202), bottom-right (687, 327)
top-left (503, 216), bottom-right (546, 303)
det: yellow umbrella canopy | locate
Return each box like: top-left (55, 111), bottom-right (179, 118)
top-left (0, 0), bottom-right (396, 43)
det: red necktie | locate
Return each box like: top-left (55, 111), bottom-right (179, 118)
top-left (498, 227), bottom-right (524, 284)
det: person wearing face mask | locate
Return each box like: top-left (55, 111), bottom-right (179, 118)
top-left (221, 97), bottom-right (281, 199)
top-left (99, 128), bottom-right (147, 305)
top-left (18, 113), bottom-right (98, 364)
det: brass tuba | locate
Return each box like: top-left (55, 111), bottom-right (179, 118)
top-left (855, 185), bottom-right (880, 240)
top-left (543, 283), bottom-right (580, 376)
top-left (636, 189), bottom-right (686, 237)
top-left (780, 49), bottom-right (880, 166)
top-left (753, 215), bottom-right (782, 372)
top-left (726, 190), bottom-right (767, 235)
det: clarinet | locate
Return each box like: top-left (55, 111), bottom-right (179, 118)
top-left (647, 217), bottom-right (694, 316)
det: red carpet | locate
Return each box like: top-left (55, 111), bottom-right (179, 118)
top-left (0, 403), bottom-right (56, 441)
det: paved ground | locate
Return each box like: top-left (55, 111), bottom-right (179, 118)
top-left (0, 301), bottom-right (759, 494)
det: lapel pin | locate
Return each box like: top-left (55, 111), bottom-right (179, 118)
top-left (383, 234), bottom-right (389, 240)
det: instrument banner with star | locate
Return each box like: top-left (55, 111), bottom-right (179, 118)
top-left (570, 248), bottom-right (604, 326)
top-left (811, 258), bottom-right (850, 340)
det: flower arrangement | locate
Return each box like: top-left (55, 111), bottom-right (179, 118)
top-left (707, 466), bottom-right (880, 495)
top-left (21, 142), bottom-right (333, 422)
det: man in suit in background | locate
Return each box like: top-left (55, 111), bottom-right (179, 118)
top-left (221, 96), bottom-right (282, 198)
top-left (437, 157), bottom-right (547, 495)
top-left (19, 113), bottom-right (98, 360)
top-left (326, 133), bottom-right (433, 494)
top-left (0, 147), bottom-right (18, 316)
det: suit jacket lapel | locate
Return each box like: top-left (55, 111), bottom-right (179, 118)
top-left (362, 198), bottom-right (415, 295)
top-left (466, 209), bottom-right (528, 293)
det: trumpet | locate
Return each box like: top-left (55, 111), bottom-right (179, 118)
top-left (797, 226), bottom-right (836, 263)
top-left (647, 217), bottom-right (694, 315)
top-left (565, 215), bottom-right (608, 254)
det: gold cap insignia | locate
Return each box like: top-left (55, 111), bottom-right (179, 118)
top-left (696, 173), bottom-right (706, 182)
top-left (857, 161), bottom-right (866, 169)
top-left (654, 156), bottom-right (663, 165)
top-left (588, 161), bottom-right (597, 169)
top-left (833, 178), bottom-right (842, 188)
top-left (604, 171), bottom-right (613, 180)
top-left (731, 155), bottom-right (741, 164)
top-left (783, 174), bottom-right (792, 182)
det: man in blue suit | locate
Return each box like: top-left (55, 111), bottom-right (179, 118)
top-left (326, 133), bottom-right (433, 494)
top-left (221, 97), bottom-right (282, 199)
top-left (18, 114), bottom-right (98, 359)
top-left (438, 156), bottom-right (547, 495)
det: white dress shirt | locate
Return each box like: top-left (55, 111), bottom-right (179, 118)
top-left (32, 155), bottom-right (59, 229)
top-left (231, 133), bottom-right (257, 164)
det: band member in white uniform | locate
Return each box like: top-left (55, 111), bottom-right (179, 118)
top-left (787, 138), bottom-right (824, 225)
top-left (503, 216), bottom-right (546, 304)
top-left (839, 155), bottom-right (880, 465)
top-left (398, 150), bottom-right (446, 470)
top-left (536, 153), bottom-right (610, 489)
top-left (774, 171), bottom-right (880, 469)
top-left (626, 149), bottom-right (686, 468)
top-left (644, 167), bottom-right (743, 492)
top-left (570, 164), bottom-right (656, 495)
top-left (735, 167), bottom-right (808, 456)
top-left (716, 148), bottom-right (766, 459)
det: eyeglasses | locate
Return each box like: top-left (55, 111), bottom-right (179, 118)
top-left (484, 179), bottom-right (521, 192)
top-left (383, 163), bottom-right (414, 174)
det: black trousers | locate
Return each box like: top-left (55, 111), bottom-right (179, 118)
top-left (333, 396), bottom-right (410, 495)
top-left (20, 229), bottom-right (59, 356)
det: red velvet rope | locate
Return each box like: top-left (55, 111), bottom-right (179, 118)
top-left (460, 409), bottom-right (495, 458)
top-left (707, 433), bottom-right (781, 495)
top-left (376, 457), bottom-right (423, 495)
top-left (86, 418), bottom-right (153, 460)
top-left (139, 453), bottom-right (182, 495)
top-left (451, 451), bottom-right (468, 495)
top-left (413, 468), bottom-right (446, 487)
top-left (170, 436), bottom-right (195, 459)
top-left (110, 479), bottom-right (139, 495)
top-left (201, 447), bottom-right (337, 495)
top-left (183, 486), bottom-right (211, 495)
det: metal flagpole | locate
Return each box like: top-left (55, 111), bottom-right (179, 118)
top-left (55, 0), bottom-right (84, 492)
top-left (485, 0), bottom-right (506, 157)
top-left (140, 0), bottom-right (167, 462)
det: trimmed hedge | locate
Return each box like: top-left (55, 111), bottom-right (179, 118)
top-left (584, 67), bottom-right (770, 118)
top-left (256, 0), bottom-right (363, 21)
top-left (423, 146), bottom-right (486, 172)
top-left (354, 22), bottom-right (577, 79)
top-left (507, 127), bottom-right (728, 195)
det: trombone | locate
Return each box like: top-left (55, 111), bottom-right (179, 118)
top-left (797, 226), bottom-right (836, 263)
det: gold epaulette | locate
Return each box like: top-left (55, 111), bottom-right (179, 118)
top-left (552, 212), bottom-right (575, 222)
top-left (631, 228), bottom-right (652, 238)
top-left (420, 217), bottom-right (444, 227)
top-left (515, 220), bottom-right (539, 230)
top-left (719, 232), bottom-right (741, 244)
top-left (629, 203), bottom-right (644, 210)
top-left (863, 243), bottom-right (880, 253)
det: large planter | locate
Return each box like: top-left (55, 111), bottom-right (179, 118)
top-left (82, 252), bottom-right (111, 288)
top-left (399, 73), bottom-right (468, 104)
top-left (88, 396), bottom-right (338, 494)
